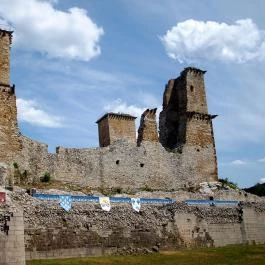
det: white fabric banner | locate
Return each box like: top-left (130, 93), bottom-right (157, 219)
top-left (59, 195), bottom-right (72, 212)
top-left (131, 198), bottom-right (141, 212)
top-left (99, 197), bottom-right (111, 211)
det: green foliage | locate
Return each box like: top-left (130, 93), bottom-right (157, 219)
top-left (26, 244), bottom-right (265, 265)
top-left (13, 162), bottom-right (19, 169)
top-left (40, 172), bottom-right (51, 183)
top-left (219, 178), bottom-right (239, 190)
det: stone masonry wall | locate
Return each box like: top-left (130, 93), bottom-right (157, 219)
top-left (97, 114), bottom-right (136, 147)
top-left (0, 30), bottom-right (11, 85)
top-left (108, 116), bottom-right (136, 145)
top-left (185, 68), bottom-right (208, 114)
top-left (137, 108), bottom-right (159, 146)
top-left (0, 208), bottom-right (25, 265)
top-left (12, 135), bottom-right (219, 190)
top-left (9, 192), bottom-right (265, 260)
top-left (97, 117), bottom-right (110, 147)
top-left (0, 86), bottom-right (22, 164)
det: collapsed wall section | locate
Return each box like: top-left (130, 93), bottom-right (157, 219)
top-left (137, 108), bottom-right (159, 146)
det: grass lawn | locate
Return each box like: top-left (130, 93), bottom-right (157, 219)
top-left (27, 244), bottom-right (265, 265)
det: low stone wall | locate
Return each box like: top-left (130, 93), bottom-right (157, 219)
top-left (9, 191), bottom-right (265, 261)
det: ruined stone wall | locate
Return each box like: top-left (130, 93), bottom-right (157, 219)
top-left (54, 146), bottom-right (101, 187)
top-left (137, 108), bottom-right (158, 146)
top-left (0, 30), bottom-right (22, 165)
top-left (41, 141), bottom-right (180, 191)
top-left (10, 191), bottom-right (265, 260)
top-left (12, 136), bottom-right (218, 191)
top-left (0, 86), bottom-right (21, 164)
top-left (0, 30), bottom-right (11, 85)
top-left (159, 68), bottom-right (218, 181)
top-left (12, 136), bottom-right (54, 184)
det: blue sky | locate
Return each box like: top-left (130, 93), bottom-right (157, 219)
top-left (0, 0), bottom-right (265, 188)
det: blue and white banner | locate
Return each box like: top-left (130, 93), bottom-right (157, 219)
top-left (131, 198), bottom-right (141, 212)
top-left (99, 197), bottom-right (111, 211)
top-left (59, 195), bottom-right (72, 211)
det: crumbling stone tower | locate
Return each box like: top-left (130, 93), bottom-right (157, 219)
top-left (137, 108), bottom-right (158, 146)
top-left (159, 67), bottom-right (218, 182)
top-left (96, 113), bottom-right (136, 147)
top-left (0, 29), bottom-right (21, 163)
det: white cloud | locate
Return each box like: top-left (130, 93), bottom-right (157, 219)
top-left (104, 99), bottom-right (146, 119)
top-left (103, 99), bottom-right (162, 135)
top-left (259, 178), bottom-right (265, 184)
top-left (0, 0), bottom-right (104, 61)
top-left (17, 98), bottom-right (63, 128)
top-left (161, 19), bottom-right (265, 63)
top-left (230, 159), bottom-right (247, 165)
top-left (103, 99), bottom-right (147, 133)
top-left (258, 158), bottom-right (265, 162)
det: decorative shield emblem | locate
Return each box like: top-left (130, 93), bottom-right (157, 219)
top-left (99, 197), bottom-right (111, 211)
top-left (131, 198), bottom-right (141, 212)
top-left (0, 192), bottom-right (6, 203)
top-left (59, 195), bottom-right (72, 211)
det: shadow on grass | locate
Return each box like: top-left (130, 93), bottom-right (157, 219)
top-left (27, 244), bottom-right (265, 265)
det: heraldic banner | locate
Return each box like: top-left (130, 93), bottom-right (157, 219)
top-left (99, 197), bottom-right (111, 211)
top-left (131, 198), bottom-right (141, 212)
top-left (59, 195), bottom-right (72, 211)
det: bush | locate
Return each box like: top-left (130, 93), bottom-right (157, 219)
top-left (219, 178), bottom-right (238, 190)
top-left (20, 170), bottom-right (28, 182)
top-left (41, 172), bottom-right (51, 183)
top-left (13, 162), bottom-right (19, 169)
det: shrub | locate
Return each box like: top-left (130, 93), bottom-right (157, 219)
top-left (41, 172), bottom-right (51, 183)
top-left (20, 170), bottom-right (28, 182)
top-left (13, 162), bottom-right (19, 169)
top-left (219, 178), bottom-right (238, 190)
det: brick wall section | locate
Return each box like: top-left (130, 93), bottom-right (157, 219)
top-left (0, 209), bottom-right (26, 265)
top-left (137, 108), bottom-right (159, 146)
top-left (97, 113), bottom-right (136, 147)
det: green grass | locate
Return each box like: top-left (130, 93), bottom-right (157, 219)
top-left (27, 244), bottom-right (265, 265)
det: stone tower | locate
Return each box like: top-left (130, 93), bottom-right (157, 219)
top-left (137, 108), bottom-right (159, 146)
top-left (0, 29), bottom-right (21, 163)
top-left (96, 113), bottom-right (136, 147)
top-left (159, 67), bottom-right (218, 181)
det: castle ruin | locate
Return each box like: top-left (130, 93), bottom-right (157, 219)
top-left (1, 29), bottom-right (265, 265)
top-left (0, 29), bottom-right (218, 191)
